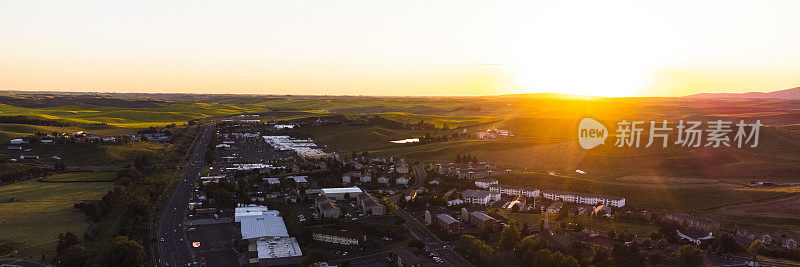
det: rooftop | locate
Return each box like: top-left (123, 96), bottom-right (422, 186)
top-left (436, 214), bottom-right (459, 225)
top-left (255, 237), bottom-right (302, 259)
top-left (321, 187), bottom-right (363, 195)
top-left (469, 211), bottom-right (495, 222)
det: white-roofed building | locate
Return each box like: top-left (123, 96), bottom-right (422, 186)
top-left (236, 205), bottom-right (302, 266)
top-left (321, 187), bottom-right (363, 200)
top-left (461, 190), bottom-right (500, 205)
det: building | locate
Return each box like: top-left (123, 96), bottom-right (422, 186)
top-left (314, 195), bottom-right (341, 218)
top-left (424, 206), bottom-right (449, 225)
top-left (321, 187), bottom-right (363, 200)
top-left (469, 211), bottom-right (500, 231)
top-left (342, 175), bottom-right (351, 184)
top-left (200, 175), bottom-right (225, 184)
top-left (235, 205), bottom-right (302, 266)
top-left (264, 177), bottom-right (281, 186)
top-left (428, 178), bottom-right (442, 185)
top-left (592, 205), bottom-right (611, 216)
top-left (311, 228), bottom-right (365, 246)
top-left (357, 193), bottom-right (386, 215)
top-left (396, 163), bottom-right (410, 174)
top-left (547, 201), bottom-right (564, 213)
top-left (360, 175), bottom-right (372, 183)
top-left (10, 139), bottom-right (23, 144)
top-left (377, 176), bottom-right (390, 184)
top-left (541, 190), bottom-right (625, 207)
top-left (447, 199), bottom-right (464, 206)
top-left (461, 190), bottom-right (500, 205)
top-left (665, 213), bottom-right (720, 232)
top-left (396, 177), bottom-right (410, 185)
top-left (475, 178), bottom-right (498, 189)
top-left (676, 228), bottom-right (714, 245)
top-left (488, 184), bottom-right (540, 198)
top-left (436, 214), bottom-right (461, 233)
top-left (783, 238), bottom-right (797, 249)
top-left (392, 247), bottom-right (421, 267)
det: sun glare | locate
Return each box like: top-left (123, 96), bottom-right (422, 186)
top-left (504, 2), bottom-right (674, 97)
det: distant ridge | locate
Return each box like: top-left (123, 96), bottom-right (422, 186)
top-left (686, 86), bottom-right (800, 99)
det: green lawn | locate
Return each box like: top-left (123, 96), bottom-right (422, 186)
top-left (0, 180), bottom-right (115, 260)
top-left (41, 172), bottom-right (117, 182)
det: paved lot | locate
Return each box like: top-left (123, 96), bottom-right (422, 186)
top-left (186, 223), bottom-right (240, 267)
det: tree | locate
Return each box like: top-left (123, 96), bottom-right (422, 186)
top-left (300, 249), bottom-right (329, 266)
top-left (107, 236), bottom-right (145, 267)
top-left (500, 221), bottom-right (521, 250)
top-left (58, 244), bottom-right (87, 267)
top-left (56, 232), bottom-right (81, 253)
top-left (675, 244), bottom-right (705, 266)
top-left (748, 240), bottom-right (765, 260)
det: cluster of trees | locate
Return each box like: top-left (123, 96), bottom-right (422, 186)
top-left (514, 237), bottom-right (579, 267)
top-left (74, 186), bottom-right (127, 222)
top-left (417, 131), bottom-right (471, 144)
top-left (0, 163), bottom-right (44, 184)
top-left (55, 233), bottom-right (145, 267)
top-left (455, 154), bottom-right (478, 164)
top-left (456, 235), bottom-right (500, 267)
top-left (362, 116), bottom-right (436, 130)
top-left (0, 115), bottom-right (73, 126)
top-left (118, 197), bottom-right (153, 242)
top-left (202, 180), bottom-right (240, 209)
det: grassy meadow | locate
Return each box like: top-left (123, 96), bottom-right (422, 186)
top-left (41, 172), bottom-right (117, 182)
top-left (0, 178), bottom-right (115, 260)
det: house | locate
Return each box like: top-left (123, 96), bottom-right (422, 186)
top-left (6, 146), bottom-right (22, 150)
top-left (19, 155), bottom-right (39, 160)
top-left (428, 178), bottom-right (442, 185)
top-left (264, 178), bottom-right (281, 186)
top-left (461, 190), bottom-right (500, 205)
top-left (288, 176), bottom-right (308, 184)
top-left (10, 139), bottom-right (23, 144)
top-left (342, 175), bottom-right (351, 184)
top-left (469, 211), bottom-right (500, 231)
top-left (396, 177), bottom-right (410, 185)
top-left (760, 234), bottom-right (774, 245)
top-left (311, 228), bottom-right (365, 246)
top-left (447, 199), bottom-right (464, 206)
top-left (436, 214), bottom-right (461, 233)
top-left (360, 175), bottom-right (372, 183)
top-left (783, 238), bottom-right (797, 249)
top-left (676, 228), bottom-right (714, 245)
top-left (475, 178), bottom-right (498, 189)
top-left (40, 139), bottom-right (54, 144)
top-left (665, 213), bottom-right (720, 232)
top-left (377, 176), bottom-right (390, 184)
top-left (392, 247), bottom-right (421, 267)
top-left (396, 163), bottom-right (410, 174)
top-left (547, 201), bottom-right (564, 213)
top-left (51, 155), bottom-right (62, 160)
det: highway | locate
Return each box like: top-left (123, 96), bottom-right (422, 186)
top-left (157, 125), bottom-right (214, 267)
top-left (394, 207), bottom-right (474, 267)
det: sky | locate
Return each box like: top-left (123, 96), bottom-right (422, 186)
top-left (1, 0), bottom-right (800, 97)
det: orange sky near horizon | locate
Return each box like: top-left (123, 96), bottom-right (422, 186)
top-left (2, 0), bottom-right (800, 97)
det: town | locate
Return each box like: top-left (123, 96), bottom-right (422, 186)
top-left (145, 115), bottom-right (798, 267)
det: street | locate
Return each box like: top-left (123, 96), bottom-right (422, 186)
top-left (394, 207), bottom-right (474, 267)
top-left (157, 125), bottom-right (215, 267)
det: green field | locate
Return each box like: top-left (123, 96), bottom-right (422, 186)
top-left (41, 172), bottom-right (117, 182)
top-left (0, 179), bottom-right (115, 260)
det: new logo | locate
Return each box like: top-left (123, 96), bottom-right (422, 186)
top-left (578, 118), bottom-right (608, 149)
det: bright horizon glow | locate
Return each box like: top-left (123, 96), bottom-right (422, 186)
top-left (1, 0), bottom-right (800, 97)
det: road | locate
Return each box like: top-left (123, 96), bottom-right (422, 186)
top-left (394, 207), bottom-right (474, 267)
top-left (157, 125), bottom-right (214, 267)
